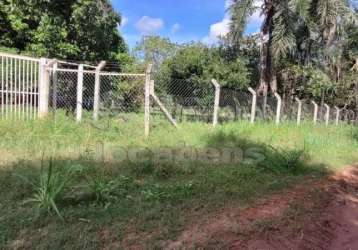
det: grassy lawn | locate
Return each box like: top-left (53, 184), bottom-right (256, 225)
top-left (1, 113), bottom-right (358, 249)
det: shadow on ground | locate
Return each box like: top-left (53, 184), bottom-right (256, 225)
top-left (0, 130), bottom-right (331, 249)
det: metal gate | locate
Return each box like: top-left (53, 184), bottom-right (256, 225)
top-left (0, 52), bottom-right (40, 120)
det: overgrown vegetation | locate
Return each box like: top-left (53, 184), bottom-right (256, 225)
top-left (1, 115), bottom-right (358, 248)
top-left (1, 0), bottom-right (358, 248)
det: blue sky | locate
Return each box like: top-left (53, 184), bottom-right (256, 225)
top-left (112, 0), bottom-right (263, 48)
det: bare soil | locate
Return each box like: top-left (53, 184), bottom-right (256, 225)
top-left (165, 167), bottom-right (358, 250)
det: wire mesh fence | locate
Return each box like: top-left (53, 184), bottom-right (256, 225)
top-left (50, 69), bottom-right (78, 116)
top-left (1, 52), bottom-right (358, 133)
top-left (153, 78), bottom-right (215, 123)
top-left (217, 88), bottom-right (252, 122)
top-left (49, 67), bottom-right (146, 123)
top-left (98, 73), bottom-right (145, 119)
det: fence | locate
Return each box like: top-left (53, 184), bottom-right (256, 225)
top-left (0, 53), bottom-right (40, 120)
top-left (0, 52), bottom-right (357, 137)
top-left (48, 63), bottom-right (146, 123)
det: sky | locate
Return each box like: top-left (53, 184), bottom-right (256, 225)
top-left (112, 0), bottom-right (264, 49)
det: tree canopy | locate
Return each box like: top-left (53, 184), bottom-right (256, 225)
top-left (0, 0), bottom-right (127, 61)
top-left (226, 0), bottom-right (358, 109)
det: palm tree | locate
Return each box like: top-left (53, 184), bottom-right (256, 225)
top-left (228, 0), bottom-right (357, 95)
top-left (229, 0), bottom-right (297, 95)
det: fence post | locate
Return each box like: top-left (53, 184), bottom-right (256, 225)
top-left (311, 100), bottom-right (318, 125)
top-left (76, 64), bottom-right (84, 123)
top-left (211, 79), bottom-right (221, 127)
top-left (248, 87), bottom-right (257, 124)
top-left (274, 92), bottom-right (282, 125)
top-left (38, 58), bottom-right (52, 118)
top-left (324, 103), bottom-right (330, 126)
top-left (145, 64), bottom-right (153, 137)
top-left (52, 61), bottom-right (58, 113)
top-left (93, 61), bottom-right (106, 121)
top-left (335, 106), bottom-right (340, 125)
top-left (295, 97), bottom-right (302, 126)
top-left (342, 108), bottom-right (348, 122)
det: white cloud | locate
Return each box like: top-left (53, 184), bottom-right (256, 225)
top-left (202, 0), bottom-right (231, 44)
top-left (121, 16), bottom-right (129, 27)
top-left (171, 23), bottom-right (181, 34)
top-left (203, 0), bottom-right (263, 44)
top-left (135, 16), bottom-right (164, 34)
top-left (204, 18), bottom-right (230, 44)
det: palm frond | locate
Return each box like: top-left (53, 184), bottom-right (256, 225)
top-left (272, 2), bottom-right (296, 59)
top-left (228, 0), bottom-right (258, 44)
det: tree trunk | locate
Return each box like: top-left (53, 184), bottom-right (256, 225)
top-left (320, 89), bottom-right (326, 120)
top-left (258, 3), bottom-right (276, 119)
top-left (355, 82), bottom-right (358, 115)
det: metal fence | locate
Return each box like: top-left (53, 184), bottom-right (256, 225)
top-left (0, 53), bottom-right (40, 120)
top-left (153, 78), bottom-right (215, 123)
top-left (49, 66), bottom-right (146, 122)
top-left (0, 52), bottom-right (357, 137)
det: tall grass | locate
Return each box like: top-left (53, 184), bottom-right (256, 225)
top-left (1, 113), bottom-right (358, 248)
top-left (0, 113), bottom-right (357, 169)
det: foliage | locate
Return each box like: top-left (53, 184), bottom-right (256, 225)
top-left (157, 43), bottom-right (250, 89)
top-left (0, 0), bottom-right (127, 61)
top-left (87, 175), bottom-right (137, 206)
top-left (133, 35), bottom-right (179, 71)
top-left (228, 0), bottom-right (358, 107)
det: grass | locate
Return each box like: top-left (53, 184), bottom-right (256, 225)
top-left (1, 112), bottom-right (358, 249)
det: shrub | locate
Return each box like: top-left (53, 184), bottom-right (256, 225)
top-left (258, 145), bottom-right (308, 174)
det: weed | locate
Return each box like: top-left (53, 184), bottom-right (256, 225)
top-left (17, 159), bottom-right (82, 218)
top-left (87, 175), bottom-right (137, 206)
top-left (258, 145), bottom-right (308, 174)
top-left (154, 163), bottom-right (177, 179)
top-left (129, 160), bottom-right (155, 177)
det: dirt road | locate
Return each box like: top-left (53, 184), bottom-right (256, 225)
top-left (166, 167), bottom-right (358, 249)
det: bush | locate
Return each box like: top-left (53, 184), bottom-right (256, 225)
top-left (258, 146), bottom-right (308, 174)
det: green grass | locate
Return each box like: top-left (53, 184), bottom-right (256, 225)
top-left (1, 112), bottom-right (358, 249)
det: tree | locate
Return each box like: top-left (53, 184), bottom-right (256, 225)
top-left (133, 36), bottom-right (178, 71)
top-left (69, 0), bottom-right (127, 61)
top-left (0, 0), bottom-right (127, 62)
top-left (228, 0), bottom-right (357, 96)
top-left (158, 43), bottom-right (250, 90)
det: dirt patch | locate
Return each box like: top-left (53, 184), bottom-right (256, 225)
top-left (164, 167), bottom-right (358, 249)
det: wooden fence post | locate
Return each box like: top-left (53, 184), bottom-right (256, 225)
top-left (311, 100), bottom-right (318, 125)
top-left (335, 106), bottom-right (340, 125)
top-left (76, 64), bottom-right (84, 123)
top-left (248, 87), bottom-right (257, 124)
top-left (295, 97), bottom-right (302, 125)
top-left (274, 92), bottom-right (282, 125)
top-left (145, 64), bottom-right (153, 137)
top-left (93, 61), bottom-right (106, 121)
top-left (324, 103), bottom-right (330, 126)
top-left (211, 79), bottom-right (221, 127)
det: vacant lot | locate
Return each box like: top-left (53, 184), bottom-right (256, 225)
top-left (1, 114), bottom-right (358, 249)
